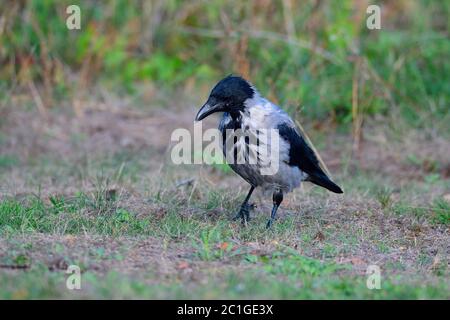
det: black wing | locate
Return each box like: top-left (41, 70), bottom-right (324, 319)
top-left (277, 123), bottom-right (343, 194)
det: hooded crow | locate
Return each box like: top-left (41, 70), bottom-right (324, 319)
top-left (195, 75), bottom-right (343, 228)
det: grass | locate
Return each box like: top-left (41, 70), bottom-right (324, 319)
top-left (0, 0), bottom-right (448, 299)
top-left (0, 149), bottom-right (448, 299)
top-left (0, 246), bottom-right (447, 299)
top-left (1, 1), bottom-right (449, 127)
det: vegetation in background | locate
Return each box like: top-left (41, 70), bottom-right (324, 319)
top-left (0, 0), bottom-right (449, 300)
top-left (0, 0), bottom-right (449, 127)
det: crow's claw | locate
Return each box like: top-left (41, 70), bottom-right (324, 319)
top-left (232, 203), bottom-right (255, 224)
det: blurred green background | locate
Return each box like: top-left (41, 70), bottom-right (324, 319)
top-left (0, 1), bottom-right (449, 300)
top-left (0, 0), bottom-right (449, 127)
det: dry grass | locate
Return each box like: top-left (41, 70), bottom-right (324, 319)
top-left (0, 94), bottom-right (449, 299)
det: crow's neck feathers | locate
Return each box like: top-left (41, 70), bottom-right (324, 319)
top-left (220, 80), bottom-right (294, 133)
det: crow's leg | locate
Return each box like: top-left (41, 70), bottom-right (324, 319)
top-left (233, 186), bottom-right (255, 224)
top-left (266, 189), bottom-right (283, 229)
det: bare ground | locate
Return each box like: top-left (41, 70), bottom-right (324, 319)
top-left (0, 96), bottom-right (449, 299)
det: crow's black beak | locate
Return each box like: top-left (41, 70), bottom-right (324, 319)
top-left (195, 102), bottom-right (224, 121)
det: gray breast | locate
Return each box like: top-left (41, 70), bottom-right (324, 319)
top-left (219, 111), bottom-right (308, 193)
top-left (219, 113), bottom-right (261, 187)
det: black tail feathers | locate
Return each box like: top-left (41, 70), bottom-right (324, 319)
top-left (309, 174), bottom-right (343, 194)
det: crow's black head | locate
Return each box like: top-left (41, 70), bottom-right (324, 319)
top-left (195, 75), bottom-right (255, 121)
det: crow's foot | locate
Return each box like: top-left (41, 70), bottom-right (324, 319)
top-left (232, 203), bottom-right (255, 225)
top-left (265, 218), bottom-right (274, 229)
